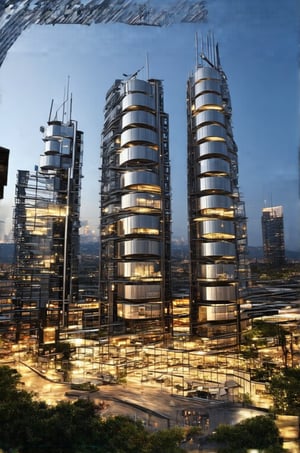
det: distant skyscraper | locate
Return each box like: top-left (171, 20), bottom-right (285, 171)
top-left (100, 77), bottom-right (171, 339)
top-left (187, 36), bottom-right (249, 349)
top-left (261, 205), bottom-right (285, 266)
top-left (13, 100), bottom-right (83, 343)
top-left (0, 146), bottom-right (9, 200)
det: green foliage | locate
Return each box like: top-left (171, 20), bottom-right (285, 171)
top-left (269, 367), bottom-right (300, 415)
top-left (240, 392), bottom-right (252, 405)
top-left (209, 415), bottom-right (284, 453)
top-left (0, 365), bottom-right (21, 399)
top-left (98, 415), bottom-right (149, 453)
top-left (0, 365), bottom-right (187, 453)
top-left (146, 426), bottom-right (185, 453)
top-left (242, 320), bottom-right (288, 368)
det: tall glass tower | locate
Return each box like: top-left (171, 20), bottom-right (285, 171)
top-left (13, 100), bottom-right (83, 343)
top-left (187, 37), bottom-right (249, 350)
top-left (100, 77), bottom-right (171, 340)
top-left (261, 205), bottom-right (285, 266)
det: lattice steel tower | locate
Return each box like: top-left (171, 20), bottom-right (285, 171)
top-left (100, 76), bottom-right (171, 340)
top-left (187, 36), bottom-right (249, 350)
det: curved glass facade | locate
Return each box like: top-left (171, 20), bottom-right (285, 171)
top-left (187, 43), bottom-right (249, 349)
top-left (100, 78), bottom-right (171, 338)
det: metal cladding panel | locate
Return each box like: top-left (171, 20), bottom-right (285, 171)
top-left (121, 192), bottom-right (161, 211)
top-left (60, 138), bottom-right (72, 154)
top-left (124, 284), bottom-right (161, 300)
top-left (120, 238), bottom-right (160, 257)
top-left (206, 304), bottom-right (236, 321)
top-left (196, 125), bottom-right (226, 142)
top-left (119, 146), bottom-right (159, 166)
top-left (121, 171), bottom-right (159, 189)
top-left (61, 155), bottom-right (73, 169)
top-left (122, 110), bottom-right (156, 129)
top-left (121, 128), bottom-right (158, 147)
top-left (195, 109), bottom-right (225, 127)
top-left (120, 303), bottom-right (162, 320)
top-left (194, 79), bottom-right (222, 96)
top-left (46, 124), bottom-right (74, 139)
top-left (201, 241), bottom-right (236, 257)
top-left (199, 158), bottom-right (230, 175)
top-left (194, 66), bottom-right (221, 82)
top-left (200, 263), bottom-right (235, 280)
top-left (122, 93), bottom-right (155, 112)
top-left (199, 219), bottom-right (235, 237)
top-left (125, 78), bottom-right (153, 95)
top-left (39, 154), bottom-right (61, 170)
top-left (199, 176), bottom-right (231, 192)
top-left (104, 104), bottom-right (121, 126)
top-left (198, 194), bottom-right (232, 210)
top-left (44, 140), bottom-right (60, 154)
top-left (121, 214), bottom-right (160, 235)
top-left (195, 93), bottom-right (222, 110)
top-left (196, 141), bottom-right (228, 159)
top-left (202, 285), bottom-right (236, 301)
top-left (118, 261), bottom-right (160, 278)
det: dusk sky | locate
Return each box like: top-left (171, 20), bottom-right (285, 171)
top-left (0, 0), bottom-right (298, 249)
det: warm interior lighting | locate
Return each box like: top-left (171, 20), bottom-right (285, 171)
top-left (199, 136), bottom-right (225, 143)
top-left (198, 104), bottom-right (223, 112)
top-left (198, 208), bottom-right (234, 218)
top-left (132, 228), bottom-right (159, 235)
top-left (202, 232), bottom-right (235, 239)
top-left (204, 171), bottom-right (229, 176)
top-left (127, 184), bottom-right (161, 193)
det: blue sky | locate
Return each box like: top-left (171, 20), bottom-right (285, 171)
top-left (0, 0), bottom-right (298, 249)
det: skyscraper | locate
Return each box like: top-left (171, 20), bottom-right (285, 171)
top-left (187, 37), bottom-right (249, 349)
top-left (100, 77), bottom-right (171, 340)
top-left (13, 100), bottom-right (83, 343)
top-left (0, 146), bottom-right (9, 200)
top-left (261, 205), bottom-right (285, 266)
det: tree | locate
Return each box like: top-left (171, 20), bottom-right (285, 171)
top-left (0, 365), bottom-right (22, 399)
top-left (209, 415), bottom-right (284, 453)
top-left (97, 415), bottom-right (149, 453)
top-left (146, 426), bottom-right (185, 453)
top-left (31, 399), bottom-right (102, 453)
top-left (269, 368), bottom-right (300, 415)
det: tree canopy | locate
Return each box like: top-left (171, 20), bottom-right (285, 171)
top-left (269, 367), bottom-right (300, 415)
top-left (209, 415), bottom-right (284, 453)
top-left (0, 365), bottom-right (186, 453)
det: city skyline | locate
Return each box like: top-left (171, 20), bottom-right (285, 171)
top-left (0, 0), bottom-right (298, 249)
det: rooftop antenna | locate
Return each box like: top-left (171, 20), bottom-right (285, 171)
top-left (216, 42), bottom-right (221, 68)
top-left (62, 75), bottom-right (70, 122)
top-left (122, 66), bottom-right (144, 80)
top-left (66, 75), bottom-right (70, 122)
top-left (69, 92), bottom-right (73, 122)
top-left (195, 31), bottom-right (199, 68)
top-left (146, 52), bottom-right (149, 80)
top-left (212, 32), bottom-right (216, 66)
top-left (201, 33), bottom-right (204, 57)
top-left (62, 84), bottom-right (66, 122)
top-left (48, 99), bottom-right (54, 123)
top-left (53, 76), bottom-right (70, 122)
